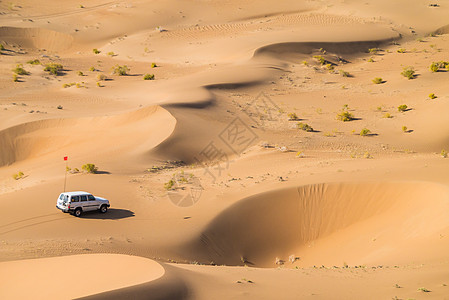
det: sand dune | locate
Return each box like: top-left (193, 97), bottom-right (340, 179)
top-left (2, 0), bottom-right (449, 299)
top-left (0, 26), bottom-right (73, 51)
top-left (0, 106), bottom-right (175, 167)
top-left (186, 182), bottom-right (449, 267)
top-left (0, 254), bottom-right (165, 299)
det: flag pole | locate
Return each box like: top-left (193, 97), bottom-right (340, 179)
top-left (64, 156), bottom-right (68, 192)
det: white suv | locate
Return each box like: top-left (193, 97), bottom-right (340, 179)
top-left (56, 191), bottom-right (110, 217)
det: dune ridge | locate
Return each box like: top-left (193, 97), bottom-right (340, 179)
top-left (0, 26), bottom-right (74, 51)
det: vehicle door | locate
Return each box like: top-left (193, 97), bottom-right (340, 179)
top-left (79, 195), bottom-right (92, 211)
top-left (88, 194), bottom-right (98, 210)
top-left (70, 195), bottom-right (80, 210)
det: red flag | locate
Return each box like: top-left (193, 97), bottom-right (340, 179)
top-left (64, 156), bottom-right (68, 161)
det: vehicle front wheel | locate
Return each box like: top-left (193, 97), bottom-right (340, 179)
top-left (74, 208), bottom-right (82, 217)
top-left (100, 205), bottom-right (108, 213)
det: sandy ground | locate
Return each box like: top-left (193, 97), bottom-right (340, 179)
top-left (1, 0), bottom-right (449, 299)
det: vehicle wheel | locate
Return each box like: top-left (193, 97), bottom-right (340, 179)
top-left (74, 208), bottom-right (82, 217)
top-left (100, 205), bottom-right (108, 213)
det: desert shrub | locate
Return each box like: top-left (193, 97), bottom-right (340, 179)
top-left (79, 4), bottom-right (84, 8)
top-left (96, 82), bottom-right (102, 87)
top-left (402, 125), bottom-right (408, 132)
top-left (398, 104), bottom-right (408, 112)
top-left (383, 113), bottom-right (393, 118)
top-left (429, 93), bottom-right (437, 99)
top-left (296, 122), bottom-right (313, 132)
top-left (77, 71), bottom-right (84, 76)
top-left (368, 58), bottom-right (374, 62)
top-left (417, 287), bottom-right (431, 293)
top-left (107, 51), bottom-right (115, 56)
top-left (396, 48), bottom-right (406, 53)
top-left (89, 66), bottom-right (96, 72)
top-left (339, 70), bottom-right (350, 77)
top-left (360, 128), bottom-right (371, 136)
top-left (287, 112), bottom-right (299, 120)
top-left (302, 60), bottom-right (308, 66)
top-left (13, 64), bottom-right (29, 75)
top-left (12, 171), bottom-right (24, 180)
top-left (12, 74), bottom-right (18, 82)
top-left (151, 62), bottom-right (157, 68)
top-left (82, 163), bottom-right (97, 173)
top-left (27, 59), bottom-right (40, 65)
top-left (441, 149), bottom-right (448, 158)
top-left (112, 65), bottom-right (129, 75)
top-left (164, 179), bottom-right (175, 190)
top-left (372, 77), bottom-right (383, 84)
top-left (313, 55), bottom-right (325, 65)
top-left (368, 48), bottom-right (380, 54)
top-left (363, 152), bottom-right (372, 159)
top-left (337, 110), bottom-right (354, 122)
top-left (44, 63), bottom-right (63, 75)
top-left (430, 62), bottom-right (439, 72)
top-left (0, 43), bottom-right (4, 51)
top-left (93, 48), bottom-right (100, 54)
top-left (143, 73), bottom-right (155, 80)
top-left (97, 73), bottom-right (107, 81)
top-left (57, 105), bottom-right (63, 109)
top-left (401, 66), bottom-right (415, 79)
top-left (325, 63), bottom-right (334, 71)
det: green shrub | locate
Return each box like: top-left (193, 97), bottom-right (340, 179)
top-left (44, 63), bottom-right (63, 75)
top-left (337, 110), bottom-right (354, 122)
top-left (288, 112), bottom-right (299, 120)
top-left (27, 59), bottom-right (40, 65)
top-left (368, 48), bottom-right (380, 54)
top-left (429, 93), bottom-right (437, 99)
top-left (383, 113), bottom-right (392, 118)
top-left (164, 179), bottom-right (175, 190)
top-left (430, 62), bottom-right (439, 72)
top-left (402, 125), bottom-right (408, 132)
top-left (82, 163), bottom-right (97, 173)
top-left (151, 62), bottom-right (157, 68)
top-left (360, 128), bottom-right (371, 136)
top-left (13, 74), bottom-right (18, 82)
top-left (398, 104), bottom-right (408, 112)
top-left (368, 58), bottom-right (374, 62)
top-left (401, 66), bottom-right (415, 79)
top-left (417, 287), bottom-right (431, 293)
top-left (97, 73), bottom-right (107, 81)
top-left (112, 65), bottom-right (129, 76)
top-left (96, 82), bottom-right (102, 87)
top-left (297, 122), bottom-right (313, 132)
top-left (372, 77), bottom-right (383, 84)
top-left (313, 55), bottom-right (325, 65)
top-left (0, 43), bottom-right (4, 51)
top-left (12, 171), bottom-right (24, 180)
top-left (93, 48), bottom-right (100, 54)
top-left (396, 48), bottom-right (406, 53)
top-left (77, 71), bottom-right (84, 76)
top-left (339, 70), bottom-right (350, 77)
top-left (107, 51), bottom-right (115, 56)
top-left (143, 73), bottom-right (155, 80)
top-left (13, 64), bottom-right (29, 75)
top-left (89, 66), bottom-right (96, 72)
top-left (441, 149), bottom-right (448, 158)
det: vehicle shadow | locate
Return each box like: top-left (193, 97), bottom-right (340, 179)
top-left (79, 208), bottom-right (135, 220)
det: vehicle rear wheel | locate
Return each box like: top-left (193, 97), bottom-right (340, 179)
top-left (100, 205), bottom-right (108, 213)
top-left (74, 208), bottom-right (82, 217)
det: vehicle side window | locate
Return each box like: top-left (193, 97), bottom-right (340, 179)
top-left (80, 195), bottom-right (88, 202)
top-left (88, 195), bottom-right (95, 201)
top-left (65, 195), bottom-right (69, 201)
top-left (71, 196), bottom-right (80, 202)
top-left (59, 194), bottom-right (63, 200)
